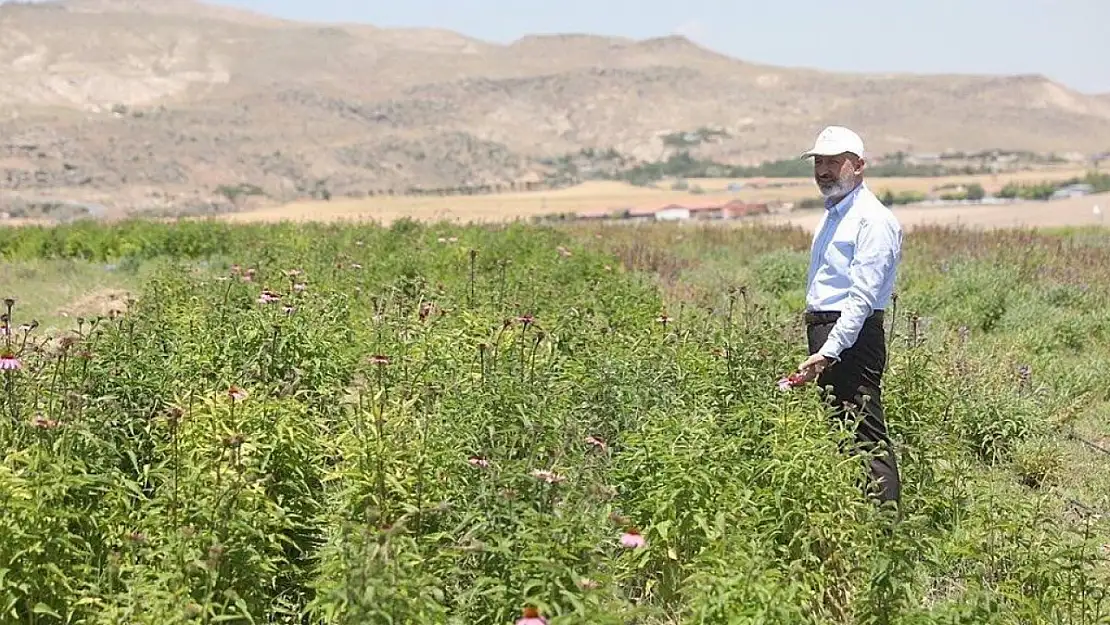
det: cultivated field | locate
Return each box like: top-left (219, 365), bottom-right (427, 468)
top-left (1, 217), bottom-right (1109, 623)
top-left (216, 168), bottom-right (1092, 226)
top-left (759, 192), bottom-right (1109, 233)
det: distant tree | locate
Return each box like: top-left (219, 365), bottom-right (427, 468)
top-left (1085, 171), bottom-right (1110, 192)
top-left (966, 183), bottom-right (986, 200)
top-left (895, 190), bottom-right (927, 205)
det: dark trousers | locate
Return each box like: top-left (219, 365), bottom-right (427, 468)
top-left (805, 310), bottom-right (901, 511)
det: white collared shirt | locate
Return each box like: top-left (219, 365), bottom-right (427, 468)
top-left (805, 181), bottom-right (902, 360)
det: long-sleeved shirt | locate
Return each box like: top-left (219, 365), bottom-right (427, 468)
top-left (805, 181), bottom-right (903, 361)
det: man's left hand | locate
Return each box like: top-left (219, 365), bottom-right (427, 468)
top-left (797, 353), bottom-right (830, 382)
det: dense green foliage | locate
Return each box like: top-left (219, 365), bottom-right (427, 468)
top-left (540, 146), bottom-right (1075, 187)
top-left (1, 219), bottom-right (1109, 624)
top-left (998, 171), bottom-right (1110, 200)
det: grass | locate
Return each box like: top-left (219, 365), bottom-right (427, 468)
top-left (1, 218), bottom-right (1109, 624)
top-left (0, 258), bottom-right (154, 330)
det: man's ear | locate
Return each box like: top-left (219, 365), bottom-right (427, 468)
top-left (855, 157), bottom-right (867, 175)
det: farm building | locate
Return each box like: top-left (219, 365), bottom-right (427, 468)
top-left (561, 200), bottom-right (772, 225)
top-left (655, 205), bottom-right (691, 221)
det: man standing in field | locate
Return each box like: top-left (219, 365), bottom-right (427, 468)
top-left (795, 125), bottom-right (903, 512)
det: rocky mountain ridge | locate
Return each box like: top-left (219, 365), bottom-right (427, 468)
top-left (2, 0), bottom-right (1109, 215)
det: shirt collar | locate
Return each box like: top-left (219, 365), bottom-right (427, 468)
top-left (824, 181), bottom-right (864, 215)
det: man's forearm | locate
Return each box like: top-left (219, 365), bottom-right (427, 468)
top-left (817, 216), bottom-right (898, 361)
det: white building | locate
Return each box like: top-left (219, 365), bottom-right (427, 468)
top-left (655, 206), bottom-right (691, 221)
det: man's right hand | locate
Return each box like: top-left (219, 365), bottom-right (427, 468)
top-left (797, 353), bottom-right (829, 382)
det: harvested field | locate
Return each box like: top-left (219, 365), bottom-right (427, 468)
top-left (756, 192), bottom-right (1109, 232)
top-left (213, 169), bottom-right (1093, 226)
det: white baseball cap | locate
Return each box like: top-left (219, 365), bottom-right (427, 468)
top-left (801, 125), bottom-right (865, 159)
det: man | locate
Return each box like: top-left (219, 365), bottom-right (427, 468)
top-left (795, 125), bottom-right (903, 511)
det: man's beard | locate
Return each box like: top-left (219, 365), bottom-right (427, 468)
top-left (816, 175), bottom-right (857, 199)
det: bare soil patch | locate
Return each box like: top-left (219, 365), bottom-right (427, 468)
top-left (56, 288), bottom-right (133, 320)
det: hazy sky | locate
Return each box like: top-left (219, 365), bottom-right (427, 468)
top-left (213, 0), bottom-right (1110, 94)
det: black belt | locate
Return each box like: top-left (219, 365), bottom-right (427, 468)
top-left (805, 310), bottom-right (883, 325)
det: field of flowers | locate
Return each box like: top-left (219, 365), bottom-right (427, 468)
top-left (1, 218), bottom-right (1109, 624)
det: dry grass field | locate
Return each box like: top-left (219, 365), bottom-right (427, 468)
top-left (756, 192), bottom-right (1108, 233)
top-left (686, 167), bottom-right (1090, 200)
top-left (216, 167), bottom-right (1094, 226)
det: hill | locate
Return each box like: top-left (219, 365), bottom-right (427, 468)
top-left (2, 0), bottom-right (1110, 214)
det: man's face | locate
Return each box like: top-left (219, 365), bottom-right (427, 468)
top-left (813, 153), bottom-right (862, 198)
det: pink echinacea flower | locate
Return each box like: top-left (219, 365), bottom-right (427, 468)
top-left (31, 414), bottom-right (59, 429)
top-left (515, 606), bottom-right (546, 625)
top-left (530, 469), bottom-right (565, 484)
top-left (620, 528), bottom-right (646, 549)
top-left (0, 351), bottom-right (21, 371)
top-left (585, 435), bottom-right (607, 451)
top-left (777, 372), bottom-right (807, 391)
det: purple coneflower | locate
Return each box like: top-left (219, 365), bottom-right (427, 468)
top-left (585, 435), bottom-right (607, 451)
top-left (620, 527), bottom-right (646, 549)
top-left (228, 385), bottom-right (248, 402)
top-left (368, 354), bottom-right (391, 366)
top-left (467, 456), bottom-right (490, 468)
top-left (0, 351), bottom-right (21, 371)
top-left (293, 283), bottom-right (306, 293)
top-left (777, 372), bottom-right (807, 391)
top-left (258, 290), bottom-right (281, 304)
top-left (515, 606), bottom-right (546, 625)
top-left (530, 468), bottom-right (565, 484)
top-left (30, 414), bottom-right (59, 429)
